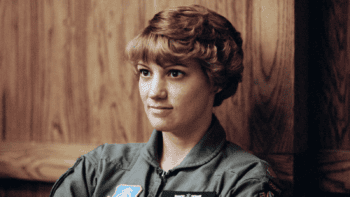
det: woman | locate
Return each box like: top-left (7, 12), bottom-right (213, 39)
top-left (50, 4), bottom-right (282, 197)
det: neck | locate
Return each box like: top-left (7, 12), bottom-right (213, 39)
top-left (160, 113), bottom-right (213, 171)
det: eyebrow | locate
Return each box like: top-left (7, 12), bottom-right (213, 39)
top-left (136, 63), bottom-right (149, 67)
top-left (163, 64), bottom-right (188, 68)
top-left (137, 62), bottom-right (188, 68)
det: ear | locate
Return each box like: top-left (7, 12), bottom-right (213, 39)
top-left (213, 86), bottom-right (222, 94)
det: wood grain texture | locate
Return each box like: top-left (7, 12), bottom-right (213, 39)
top-left (0, 0), bottom-right (33, 142)
top-left (0, 0), bottom-right (156, 144)
top-left (292, 1), bottom-right (350, 195)
top-left (0, 0), bottom-right (5, 142)
top-left (317, 150), bottom-right (350, 193)
top-left (0, 0), bottom-right (294, 150)
top-left (86, 0), bottom-right (149, 144)
top-left (0, 142), bottom-right (100, 182)
top-left (305, 0), bottom-right (350, 194)
top-left (0, 0), bottom-right (295, 196)
top-left (213, 0), bottom-right (294, 154)
top-left (312, 0), bottom-right (350, 150)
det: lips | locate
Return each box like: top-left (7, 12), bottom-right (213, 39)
top-left (148, 105), bottom-right (173, 117)
top-left (149, 105), bottom-right (173, 109)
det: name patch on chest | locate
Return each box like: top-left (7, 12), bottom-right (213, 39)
top-left (108, 184), bottom-right (142, 197)
top-left (161, 191), bottom-right (216, 197)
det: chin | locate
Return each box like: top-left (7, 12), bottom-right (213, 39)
top-left (150, 120), bottom-right (171, 131)
top-left (148, 115), bottom-right (176, 131)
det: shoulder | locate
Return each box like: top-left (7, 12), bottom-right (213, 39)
top-left (83, 143), bottom-right (146, 168)
top-left (50, 143), bottom-right (146, 196)
top-left (220, 141), bottom-right (271, 177)
top-left (219, 141), bottom-right (283, 196)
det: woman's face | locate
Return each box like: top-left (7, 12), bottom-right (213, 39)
top-left (137, 59), bottom-right (216, 133)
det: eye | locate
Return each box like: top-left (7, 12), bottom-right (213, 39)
top-left (168, 70), bottom-right (184, 78)
top-left (139, 69), bottom-right (151, 77)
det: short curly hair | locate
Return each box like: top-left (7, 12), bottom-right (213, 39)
top-left (125, 4), bottom-right (243, 107)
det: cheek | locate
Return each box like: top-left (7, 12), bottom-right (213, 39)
top-left (170, 81), bottom-right (209, 106)
top-left (188, 80), bottom-right (213, 107)
top-left (139, 81), bottom-right (148, 101)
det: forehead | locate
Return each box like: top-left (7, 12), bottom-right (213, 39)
top-left (137, 59), bottom-right (202, 69)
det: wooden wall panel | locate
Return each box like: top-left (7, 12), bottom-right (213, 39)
top-left (307, 0), bottom-right (350, 194)
top-left (1, 0), bottom-right (31, 142)
top-left (33, 0), bottom-right (93, 144)
top-left (86, 0), bottom-right (149, 144)
top-left (0, 142), bottom-right (98, 182)
top-left (0, 0), bottom-right (294, 150)
top-left (213, 0), bottom-right (294, 155)
top-left (0, 0), bottom-right (6, 141)
top-left (0, 0), bottom-right (294, 196)
top-left (314, 0), bottom-right (350, 150)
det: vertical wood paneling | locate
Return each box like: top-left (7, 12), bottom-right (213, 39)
top-left (0, 0), bottom-right (294, 147)
top-left (316, 0), bottom-right (350, 150)
top-left (1, 0), bottom-right (33, 142)
top-left (30, 0), bottom-right (93, 144)
top-left (0, 0), bottom-right (295, 196)
top-left (0, 0), bottom-right (6, 141)
top-left (86, 0), bottom-right (149, 144)
top-left (214, 0), bottom-right (294, 154)
top-left (307, 0), bottom-right (350, 194)
top-left (249, 0), bottom-right (294, 154)
top-left (41, 0), bottom-right (71, 143)
top-left (212, 0), bottom-right (252, 154)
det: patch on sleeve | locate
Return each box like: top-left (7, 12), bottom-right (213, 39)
top-left (258, 191), bottom-right (275, 197)
top-left (162, 191), bottom-right (216, 197)
top-left (262, 162), bottom-right (278, 179)
top-left (108, 184), bottom-right (142, 197)
top-left (258, 180), bottom-right (282, 197)
top-left (258, 179), bottom-right (282, 197)
top-left (268, 181), bottom-right (281, 194)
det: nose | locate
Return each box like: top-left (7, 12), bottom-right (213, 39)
top-left (149, 74), bottom-right (167, 99)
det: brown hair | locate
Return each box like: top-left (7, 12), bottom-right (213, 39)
top-left (125, 4), bottom-right (243, 106)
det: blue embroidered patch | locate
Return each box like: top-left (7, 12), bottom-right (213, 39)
top-left (108, 184), bottom-right (143, 197)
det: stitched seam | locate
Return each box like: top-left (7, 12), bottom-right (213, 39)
top-left (228, 177), bottom-right (266, 197)
top-left (185, 139), bottom-right (226, 167)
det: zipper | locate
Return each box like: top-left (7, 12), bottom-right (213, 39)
top-left (155, 168), bottom-right (169, 197)
top-left (161, 171), bottom-right (167, 179)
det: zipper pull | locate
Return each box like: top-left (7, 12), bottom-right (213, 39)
top-left (161, 170), bottom-right (167, 178)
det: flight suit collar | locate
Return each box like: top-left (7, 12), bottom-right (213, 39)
top-left (141, 114), bottom-right (227, 170)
